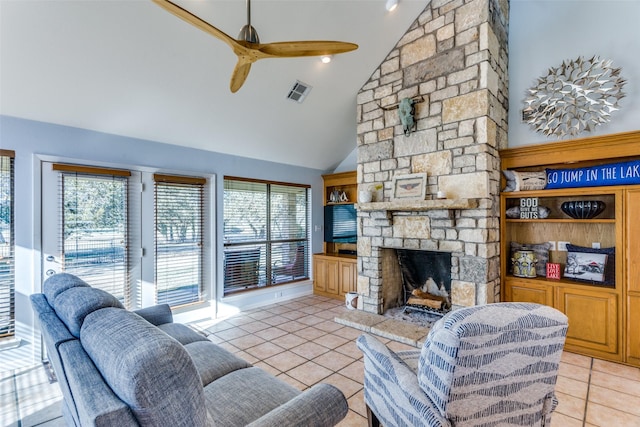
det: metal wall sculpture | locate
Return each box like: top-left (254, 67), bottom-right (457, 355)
top-left (523, 56), bottom-right (626, 138)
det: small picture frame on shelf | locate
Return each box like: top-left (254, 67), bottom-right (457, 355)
top-left (391, 173), bottom-right (427, 200)
top-left (546, 263), bottom-right (561, 279)
top-left (564, 251), bottom-right (607, 283)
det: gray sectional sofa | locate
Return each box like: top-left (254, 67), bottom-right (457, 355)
top-left (30, 273), bottom-right (348, 426)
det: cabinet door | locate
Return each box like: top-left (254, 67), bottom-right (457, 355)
top-left (313, 257), bottom-right (327, 293)
top-left (556, 286), bottom-right (619, 358)
top-left (626, 189), bottom-right (640, 365)
top-left (339, 260), bottom-right (356, 295)
top-left (505, 280), bottom-right (553, 306)
top-left (326, 259), bottom-right (339, 295)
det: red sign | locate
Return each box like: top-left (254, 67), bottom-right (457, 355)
top-left (546, 263), bottom-right (561, 279)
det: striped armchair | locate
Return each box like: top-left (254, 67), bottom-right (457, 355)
top-left (357, 303), bottom-right (568, 427)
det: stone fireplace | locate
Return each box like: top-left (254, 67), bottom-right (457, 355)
top-left (355, 0), bottom-right (509, 316)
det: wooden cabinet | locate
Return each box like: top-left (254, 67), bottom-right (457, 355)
top-left (313, 254), bottom-right (356, 300)
top-left (626, 189), bottom-right (640, 365)
top-left (500, 131), bottom-right (640, 365)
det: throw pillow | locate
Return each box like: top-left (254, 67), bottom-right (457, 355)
top-left (503, 170), bottom-right (547, 192)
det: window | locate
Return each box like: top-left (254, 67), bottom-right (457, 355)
top-left (0, 150), bottom-right (14, 338)
top-left (55, 165), bottom-right (131, 306)
top-left (154, 174), bottom-right (205, 307)
top-left (223, 177), bottom-right (310, 294)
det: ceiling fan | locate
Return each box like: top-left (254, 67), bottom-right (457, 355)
top-left (152, 0), bottom-right (359, 93)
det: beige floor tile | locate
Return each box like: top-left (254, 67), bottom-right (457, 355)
top-left (225, 315), bottom-right (255, 326)
top-left (338, 360), bottom-right (365, 385)
top-left (332, 326), bottom-right (364, 341)
top-left (590, 370), bottom-right (640, 397)
top-left (555, 391), bottom-right (587, 420)
top-left (291, 341), bottom-right (330, 359)
top-left (227, 333), bottom-right (266, 350)
top-left (556, 375), bottom-right (589, 399)
top-left (386, 339), bottom-right (419, 352)
top-left (245, 310), bottom-right (275, 321)
top-left (275, 320), bottom-right (308, 333)
top-left (336, 409), bottom-right (368, 427)
top-left (234, 350), bottom-right (260, 364)
top-left (213, 327), bottom-right (250, 341)
top-left (322, 373), bottom-right (363, 399)
top-left (270, 333), bottom-right (307, 349)
top-left (287, 361), bottom-right (333, 386)
top-left (253, 361), bottom-right (282, 377)
top-left (263, 350), bottom-right (307, 372)
top-left (314, 333), bottom-right (349, 350)
top-left (335, 340), bottom-right (365, 360)
top-left (347, 389), bottom-right (367, 418)
top-left (278, 310), bottom-right (308, 321)
top-left (238, 320), bottom-right (271, 334)
top-left (202, 320), bottom-right (236, 334)
top-left (298, 314), bottom-right (325, 326)
top-left (261, 315), bottom-right (290, 327)
top-left (313, 351), bottom-right (355, 372)
top-left (592, 358), bottom-right (640, 381)
top-left (558, 361), bottom-right (591, 383)
top-left (244, 341), bottom-right (285, 360)
top-left (299, 306), bottom-right (324, 315)
top-left (588, 384), bottom-right (640, 417)
top-left (294, 326), bottom-right (327, 341)
top-left (561, 351), bottom-right (593, 368)
top-left (586, 401), bottom-right (640, 426)
top-left (275, 373), bottom-right (307, 391)
top-left (549, 412), bottom-right (583, 427)
top-left (315, 319), bottom-right (345, 333)
top-left (257, 326), bottom-right (288, 341)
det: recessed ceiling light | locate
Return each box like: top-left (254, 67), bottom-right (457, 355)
top-left (320, 55), bottom-right (332, 64)
top-left (385, 0), bottom-right (398, 12)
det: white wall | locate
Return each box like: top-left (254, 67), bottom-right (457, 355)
top-left (0, 115), bottom-right (327, 369)
top-left (508, 0), bottom-right (640, 146)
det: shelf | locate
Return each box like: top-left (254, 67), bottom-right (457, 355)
top-left (505, 274), bottom-right (617, 290)
top-left (505, 218), bottom-right (616, 224)
top-left (357, 198), bottom-right (479, 212)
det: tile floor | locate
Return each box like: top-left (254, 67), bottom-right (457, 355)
top-left (3, 294), bottom-right (640, 426)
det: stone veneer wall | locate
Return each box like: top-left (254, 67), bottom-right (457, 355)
top-left (356, 0), bottom-right (509, 314)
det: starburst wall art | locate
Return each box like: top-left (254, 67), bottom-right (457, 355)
top-left (523, 55), bottom-right (626, 138)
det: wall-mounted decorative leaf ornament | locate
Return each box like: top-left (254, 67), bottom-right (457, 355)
top-left (523, 56), bottom-right (626, 138)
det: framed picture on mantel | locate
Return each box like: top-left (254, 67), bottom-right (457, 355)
top-left (391, 173), bottom-right (427, 200)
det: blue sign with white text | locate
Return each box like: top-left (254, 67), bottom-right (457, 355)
top-left (546, 160), bottom-right (640, 189)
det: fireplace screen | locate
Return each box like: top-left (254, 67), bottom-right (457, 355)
top-left (397, 249), bottom-right (452, 315)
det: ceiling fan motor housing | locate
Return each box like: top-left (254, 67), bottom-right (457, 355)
top-left (238, 25), bottom-right (259, 44)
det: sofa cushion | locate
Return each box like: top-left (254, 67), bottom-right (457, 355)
top-left (158, 322), bottom-right (208, 345)
top-left (81, 307), bottom-right (207, 427)
top-left (43, 272), bottom-right (91, 305)
top-left (184, 340), bottom-right (251, 386)
top-left (203, 367), bottom-right (300, 427)
top-left (52, 287), bottom-right (124, 337)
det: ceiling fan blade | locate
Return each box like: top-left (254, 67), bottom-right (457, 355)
top-left (151, 0), bottom-right (240, 51)
top-left (230, 59), bottom-right (253, 93)
top-left (257, 41), bottom-right (359, 58)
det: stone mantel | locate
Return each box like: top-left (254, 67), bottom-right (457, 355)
top-left (356, 198), bottom-right (479, 212)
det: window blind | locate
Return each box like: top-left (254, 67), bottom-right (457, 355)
top-left (58, 170), bottom-right (130, 306)
top-left (154, 174), bottom-right (205, 307)
top-left (0, 151), bottom-right (15, 337)
top-left (223, 177), bottom-right (310, 294)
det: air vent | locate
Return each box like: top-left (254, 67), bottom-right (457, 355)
top-left (287, 81), bottom-right (312, 103)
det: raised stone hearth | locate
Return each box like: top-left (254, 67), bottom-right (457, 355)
top-left (355, 0), bottom-right (509, 316)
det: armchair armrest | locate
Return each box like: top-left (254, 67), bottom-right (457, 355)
top-left (356, 334), bottom-right (449, 427)
top-left (246, 383), bottom-right (348, 427)
top-left (133, 304), bottom-right (173, 326)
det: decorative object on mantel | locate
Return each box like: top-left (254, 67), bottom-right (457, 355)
top-left (522, 55), bottom-right (626, 138)
top-left (391, 173), bottom-right (426, 200)
top-left (547, 159), bottom-right (640, 189)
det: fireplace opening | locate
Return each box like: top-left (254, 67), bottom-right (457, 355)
top-left (397, 249), bottom-right (452, 316)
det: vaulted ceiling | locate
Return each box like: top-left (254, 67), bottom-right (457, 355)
top-left (1, 0), bottom-right (427, 170)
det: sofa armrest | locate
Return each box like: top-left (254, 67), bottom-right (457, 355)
top-left (356, 333), bottom-right (449, 426)
top-left (133, 304), bottom-right (173, 326)
top-left (246, 383), bottom-right (348, 427)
